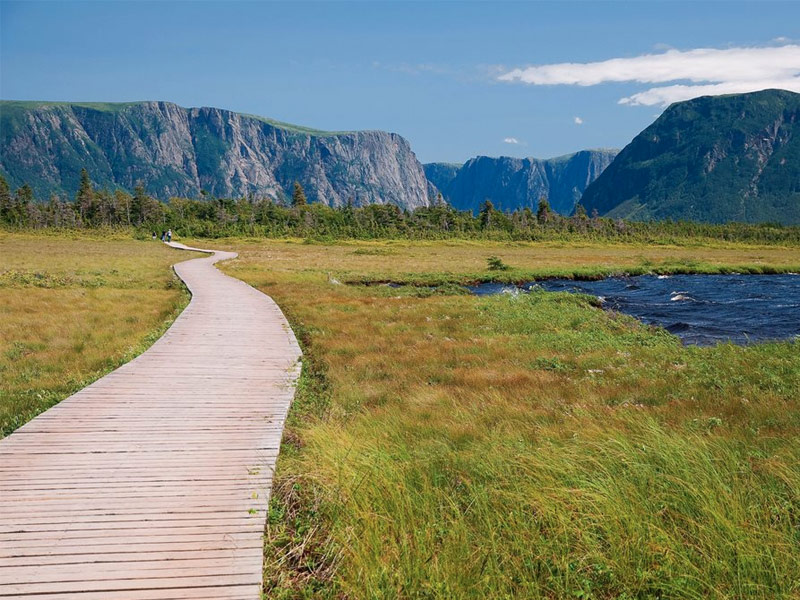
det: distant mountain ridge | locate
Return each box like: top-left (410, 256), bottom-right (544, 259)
top-left (7, 92), bottom-right (797, 224)
top-left (580, 89), bottom-right (800, 224)
top-left (423, 162), bottom-right (462, 197)
top-left (0, 100), bottom-right (432, 208)
top-left (426, 149), bottom-right (618, 215)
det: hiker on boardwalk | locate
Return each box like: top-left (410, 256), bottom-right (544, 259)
top-left (160, 230), bottom-right (166, 241)
top-left (167, 229), bottom-right (172, 242)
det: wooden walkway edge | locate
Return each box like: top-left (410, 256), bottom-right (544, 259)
top-left (0, 242), bottom-right (302, 599)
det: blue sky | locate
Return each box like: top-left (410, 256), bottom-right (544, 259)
top-left (1, 1), bottom-right (798, 163)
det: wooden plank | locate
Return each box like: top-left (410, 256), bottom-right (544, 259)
top-left (0, 557), bottom-right (263, 585)
top-left (0, 585), bottom-right (259, 600)
top-left (0, 573), bottom-right (260, 596)
top-left (0, 547), bottom-right (263, 567)
top-left (0, 242), bottom-right (301, 599)
top-left (0, 535), bottom-right (263, 558)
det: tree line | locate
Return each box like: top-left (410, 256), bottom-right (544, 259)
top-left (1, 170), bottom-right (798, 245)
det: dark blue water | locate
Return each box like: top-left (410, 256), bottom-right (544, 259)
top-left (470, 274), bottom-right (800, 346)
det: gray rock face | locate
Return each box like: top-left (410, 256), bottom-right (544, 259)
top-left (434, 150), bottom-right (618, 215)
top-left (0, 101), bottom-right (432, 208)
top-left (423, 162), bottom-right (462, 197)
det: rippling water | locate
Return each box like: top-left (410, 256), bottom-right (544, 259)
top-left (470, 274), bottom-right (800, 346)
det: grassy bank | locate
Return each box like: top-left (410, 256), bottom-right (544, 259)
top-left (0, 231), bottom-right (195, 437)
top-left (210, 238), bottom-right (800, 599)
top-left (221, 237), bottom-right (800, 287)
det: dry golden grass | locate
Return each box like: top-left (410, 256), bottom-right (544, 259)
top-left (0, 231), bottom-right (196, 436)
top-left (214, 237), bottom-right (800, 284)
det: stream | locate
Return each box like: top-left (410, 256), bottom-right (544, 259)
top-left (469, 274), bottom-right (800, 346)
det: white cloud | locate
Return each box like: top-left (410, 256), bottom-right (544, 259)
top-left (503, 137), bottom-right (521, 144)
top-left (498, 44), bottom-right (800, 106)
top-left (619, 78), bottom-right (800, 106)
top-left (573, 116), bottom-right (583, 125)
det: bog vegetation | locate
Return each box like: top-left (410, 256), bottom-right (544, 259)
top-left (3, 194), bottom-right (800, 597)
top-left (210, 239), bottom-right (800, 600)
top-left (2, 172), bottom-right (800, 245)
top-left (0, 233), bottom-right (192, 437)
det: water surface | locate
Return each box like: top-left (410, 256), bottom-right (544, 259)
top-left (470, 274), bottom-right (800, 346)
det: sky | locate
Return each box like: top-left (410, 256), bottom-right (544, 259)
top-left (1, 1), bottom-right (799, 164)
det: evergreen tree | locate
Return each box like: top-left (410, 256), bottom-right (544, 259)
top-left (479, 199), bottom-right (494, 229)
top-left (292, 182), bottom-right (308, 207)
top-left (132, 184), bottom-right (148, 226)
top-left (75, 168), bottom-right (94, 222)
top-left (115, 189), bottom-right (133, 226)
top-left (537, 197), bottom-right (551, 224)
top-left (0, 175), bottom-right (12, 225)
top-left (523, 206), bottom-right (535, 226)
top-left (47, 195), bottom-right (61, 228)
top-left (94, 189), bottom-right (114, 226)
top-left (13, 184), bottom-right (35, 227)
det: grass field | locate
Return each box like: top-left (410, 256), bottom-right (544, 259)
top-left (208, 238), bottom-right (800, 599)
top-left (0, 231), bottom-right (194, 437)
top-left (3, 233), bottom-right (799, 598)
top-left (218, 237), bottom-right (800, 286)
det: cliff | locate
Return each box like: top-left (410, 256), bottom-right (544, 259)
top-left (431, 150), bottom-right (618, 215)
top-left (0, 100), bottom-right (432, 208)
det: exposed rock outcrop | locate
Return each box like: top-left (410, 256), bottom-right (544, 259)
top-left (423, 162), bottom-right (462, 198)
top-left (0, 100), bottom-right (432, 208)
top-left (429, 150), bottom-right (618, 215)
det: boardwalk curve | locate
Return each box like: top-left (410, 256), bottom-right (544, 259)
top-left (0, 242), bottom-right (302, 599)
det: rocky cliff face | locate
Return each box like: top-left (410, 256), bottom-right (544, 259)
top-left (580, 90), bottom-right (800, 224)
top-left (0, 101), bottom-right (432, 208)
top-left (423, 162), bottom-right (462, 197)
top-left (431, 150), bottom-right (618, 215)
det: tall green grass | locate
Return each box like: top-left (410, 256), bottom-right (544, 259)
top-left (213, 241), bottom-right (800, 599)
top-left (297, 413), bottom-right (800, 598)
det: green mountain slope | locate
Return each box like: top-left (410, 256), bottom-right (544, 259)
top-left (580, 89), bottom-right (800, 224)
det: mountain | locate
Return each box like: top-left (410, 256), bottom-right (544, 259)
top-left (0, 100), bottom-right (432, 208)
top-left (423, 162), bottom-right (462, 197)
top-left (430, 150), bottom-right (618, 215)
top-left (580, 89), bottom-right (800, 224)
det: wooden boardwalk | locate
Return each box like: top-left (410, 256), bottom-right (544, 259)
top-left (0, 242), bottom-right (302, 599)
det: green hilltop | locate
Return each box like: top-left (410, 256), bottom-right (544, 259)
top-left (580, 89), bottom-right (800, 225)
top-left (0, 99), bottom-right (348, 137)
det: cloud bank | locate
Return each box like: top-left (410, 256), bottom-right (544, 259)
top-left (498, 45), bottom-right (800, 106)
top-left (503, 137), bottom-right (521, 145)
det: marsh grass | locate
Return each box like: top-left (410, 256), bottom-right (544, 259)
top-left (211, 238), bottom-right (800, 288)
top-left (208, 238), bottom-right (800, 599)
top-left (0, 232), bottom-right (196, 436)
top-left (4, 232), bottom-right (799, 597)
